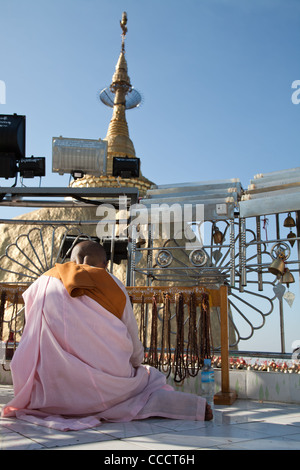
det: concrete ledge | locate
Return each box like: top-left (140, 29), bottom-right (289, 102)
top-left (167, 369), bottom-right (300, 405)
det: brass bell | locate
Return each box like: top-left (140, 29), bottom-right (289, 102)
top-left (282, 268), bottom-right (295, 287)
top-left (268, 258), bottom-right (285, 276)
top-left (213, 226), bottom-right (224, 245)
top-left (287, 231), bottom-right (296, 247)
top-left (283, 212), bottom-right (296, 227)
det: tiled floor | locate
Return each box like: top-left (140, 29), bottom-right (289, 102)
top-left (1, 384), bottom-right (300, 450)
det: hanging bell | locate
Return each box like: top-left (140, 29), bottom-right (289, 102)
top-left (282, 268), bottom-right (295, 288)
top-left (283, 212), bottom-right (296, 227)
top-left (268, 258), bottom-right (285, 276)
top-left (287, 231), bottom-right (296, 247)
top-left (213, 226), bottom-right (224, 244)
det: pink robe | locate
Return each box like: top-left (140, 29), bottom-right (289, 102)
top-left (1, 273), bottom-right (206, 430)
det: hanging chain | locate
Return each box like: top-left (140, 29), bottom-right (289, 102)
top-left (186, 292), bottom-right (200, 377)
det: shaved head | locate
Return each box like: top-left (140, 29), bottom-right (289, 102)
top-left (70, 241), bottom-right (108, 268)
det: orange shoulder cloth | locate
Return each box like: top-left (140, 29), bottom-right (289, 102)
top-left (44, 262), bottom-right (126, 319)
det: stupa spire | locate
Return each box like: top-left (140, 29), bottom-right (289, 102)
top-left (100, 12), bottom-right (141, 172)
top-left (71, 12), bottom-right (153, 197)
top-left (120, 11), bottom-right (128, 53)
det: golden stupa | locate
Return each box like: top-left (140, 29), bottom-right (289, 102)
top-left (70, 12), bottom-right (153, 197)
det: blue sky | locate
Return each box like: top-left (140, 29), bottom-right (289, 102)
top-left (0, 0), bottom-right (300, 353)
top-left (1, 0), bottom-right (299, 190)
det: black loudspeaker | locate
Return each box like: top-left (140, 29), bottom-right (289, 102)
top-left (0, 114), bottom-right (25, 157)
top-left (112, 156), bottom-right (140, 178)
top-left (19, 157), bottom-right (45, 178)
top-left (0, 114), bottom-right (26, 178)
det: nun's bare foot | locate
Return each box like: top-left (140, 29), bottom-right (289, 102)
top-left (205, 403), bottom-right (213, 421)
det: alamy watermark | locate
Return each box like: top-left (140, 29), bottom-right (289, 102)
top-left (291, 80), bottom-right (300, 105)
top-left (95, 196), bottom-right (205, 249)
top-left (0, 80), bottom-right (6, 104)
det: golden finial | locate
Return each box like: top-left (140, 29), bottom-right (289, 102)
top-left (120, 12), bottom-right (128, 52)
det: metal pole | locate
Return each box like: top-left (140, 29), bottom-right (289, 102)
top-left (275, 213), bottom-right (285, 353)
top-left (279, 298), bottom-right (285, 354)
top-left (239, 217), bottom-right (246, 289)
top-left (230, 219), bottom-right (235, 287)
top-left (109, 225), bottom-right (115, 274)
top-left (256, 216), bottom-right (263, 291)
top-left (130, 225), bottom-right (137, 286)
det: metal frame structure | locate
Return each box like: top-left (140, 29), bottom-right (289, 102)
top-left (0, 170), bottom-right (299, 357)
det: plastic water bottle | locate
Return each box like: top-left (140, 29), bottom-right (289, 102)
top-left (0, 341), bottom-right (6, 365)
top-left (201, 358), bottom-right (215, 405)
